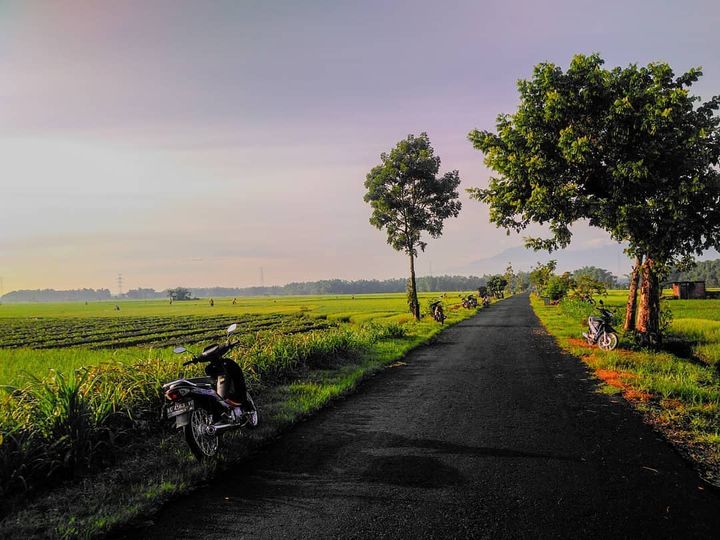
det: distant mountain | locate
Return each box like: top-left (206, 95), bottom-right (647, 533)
top-left (455, 244), bottom-right (634, 278)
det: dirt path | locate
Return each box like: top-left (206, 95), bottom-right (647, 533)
top-left (139, 294), bottom-right (720, 538)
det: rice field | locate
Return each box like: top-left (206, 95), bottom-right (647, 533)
top-left (0, 292), bottom-right (482, 510)
top-left (0, 292), bottom-right (472, 386)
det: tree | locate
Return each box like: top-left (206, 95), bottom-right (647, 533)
top-left (504, 263), bottom-right (516, 295)
top-left (167, 287), bottom-right (193, 301)
top-left (570, 274), bottom-right (607, 302)
top-left (572, 266), bottom-right (616, 288)
top-left (486, 275), bottom-right (508, 298)
top-left (544, 273), bottom-right (573, 301)
top-left (514, 271), bottom-right (531, 293)
top-left (364, 133), bottom-right (462, 319)
top-left (624, 255), bottom-right (643, 332)
top-left (529, 260), bottom-right (557, 292)
top-left (469, 54), bottom-right (720, 341)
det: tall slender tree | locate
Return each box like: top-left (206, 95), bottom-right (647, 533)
top-left (364, 133), bottom-right (461, 319)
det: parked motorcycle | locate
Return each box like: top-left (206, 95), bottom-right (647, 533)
top-left (162, 323), bottom-right (257, 460)
top-left (462, 294), bottom-right (478, 309)
top-left (429, 300), bottom-right (446, 324)
top-left (582, 301), bottom-right (619, 351)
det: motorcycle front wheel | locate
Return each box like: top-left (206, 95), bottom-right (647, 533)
top-left (598, 332), bottom-right (618, 351)
top-left (184, 406), bottom-right (219, 460)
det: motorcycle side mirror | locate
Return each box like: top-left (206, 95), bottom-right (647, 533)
top-left (227, 323), bottom-right (238, 334)
top-left (173, 346), bottom-right (187, 354)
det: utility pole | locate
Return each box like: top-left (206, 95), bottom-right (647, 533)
top-left (117, 273), bottom-right (123, 296)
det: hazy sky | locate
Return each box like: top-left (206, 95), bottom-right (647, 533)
top-left (1, 0), bottom-right (719, 292)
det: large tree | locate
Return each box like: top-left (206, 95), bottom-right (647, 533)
top-left (468, 54), bottom-right (720, 340)
top-left (364, 133), bottom-right (461, 319)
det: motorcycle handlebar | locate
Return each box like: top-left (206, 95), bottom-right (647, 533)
top-left (182, 341), bottom-right (239, 366)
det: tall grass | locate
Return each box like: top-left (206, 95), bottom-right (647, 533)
top-left (0, 321), bottom-right (407, 511)
top-left (0, 347), bottom-right (175, 386)
top-left (559, 297), bottom-right (597, 327)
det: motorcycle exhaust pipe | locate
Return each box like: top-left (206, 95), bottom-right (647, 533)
top-left (206, 422), bottom-right (237, 435)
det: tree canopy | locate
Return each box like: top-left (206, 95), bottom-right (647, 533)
top-left (167, 287), bottom-right (193, 301)
top-left (364, 133), bottom-right (461, 255)
top-left (468, 54), bottom-right (720, 268)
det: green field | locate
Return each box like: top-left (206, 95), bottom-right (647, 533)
top-left (0, 293), bottom-right (469, 386)
top-left (599, 290), bottom-right (720, 367)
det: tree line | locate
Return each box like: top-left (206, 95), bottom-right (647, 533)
top-left (0, 275), bottom-right (517, 303)
top-left (0, 288), bottom-right (113, 303)
top-left (667, 259), bottom-right (720, 287)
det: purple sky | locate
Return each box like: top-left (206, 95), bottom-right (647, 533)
top-left (1, 1), bottom-right (719, 291)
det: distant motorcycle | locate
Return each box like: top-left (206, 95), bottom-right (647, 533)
top-left (481, 296), bottom-right (490, 308)
top-left (462, 295), bottom-right (478, 309)
top-left (162, 323), bottom-right (257, 460)
top-left (582, 301), bottom-right (619, 351)
top-left (429, 300), bottom-right (446, 324)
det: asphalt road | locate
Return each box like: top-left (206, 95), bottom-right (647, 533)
top-left (143, 294), bottom-right (720, 539)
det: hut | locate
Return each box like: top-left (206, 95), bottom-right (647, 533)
top-left (671, 281), bottom-right (706, 300)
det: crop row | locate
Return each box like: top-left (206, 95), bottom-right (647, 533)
top-left (0, 313), bottom-right (333, 350)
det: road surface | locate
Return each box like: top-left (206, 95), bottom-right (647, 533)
top-left (142, 294), bottom-right (720, 538)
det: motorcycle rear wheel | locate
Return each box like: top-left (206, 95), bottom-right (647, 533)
top-left (244, 393), bottom-right (259, 429)
top-left (184, 406), bottom-right (219, 460)
top-left (598, 331), bottom-right (618, 351)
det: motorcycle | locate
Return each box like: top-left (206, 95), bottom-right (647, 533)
top-left (462, 294), bottom-right (478, 309)
top-left (161, 323), bottom-right (258, 460)
top-left (481, 296), bottom-right (490, 308)
top-left (429, 300), bottom-right (446, 324)
top-left (582, 301), bottom-right (619, 351)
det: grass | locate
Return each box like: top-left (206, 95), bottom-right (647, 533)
top-left (0, 292), bottom-right (467, 387)
top-left (0, 292), bottom-right (488, 538)
top-left (531, 292), bottom-right (720, 486)
top-left (590, 290), bottom-right (720, 367)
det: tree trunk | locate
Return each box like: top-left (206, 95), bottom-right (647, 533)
top-left (408, 252), bottom-right (420, 320)
top-left (624, 255), bottom-right (643, 332)
top-left (636, 256), bottom-right (660, 338)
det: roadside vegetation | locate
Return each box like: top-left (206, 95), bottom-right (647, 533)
top-left (531, 291), bottom-right (720, 486)
top-left (0, 292), bottom-right (491, 537)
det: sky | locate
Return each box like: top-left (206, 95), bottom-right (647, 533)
top-left (1, 0), bottom-right (719, 292)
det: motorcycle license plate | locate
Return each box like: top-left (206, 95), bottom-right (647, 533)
top-left (166, 400), bottom-right (194, 419)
